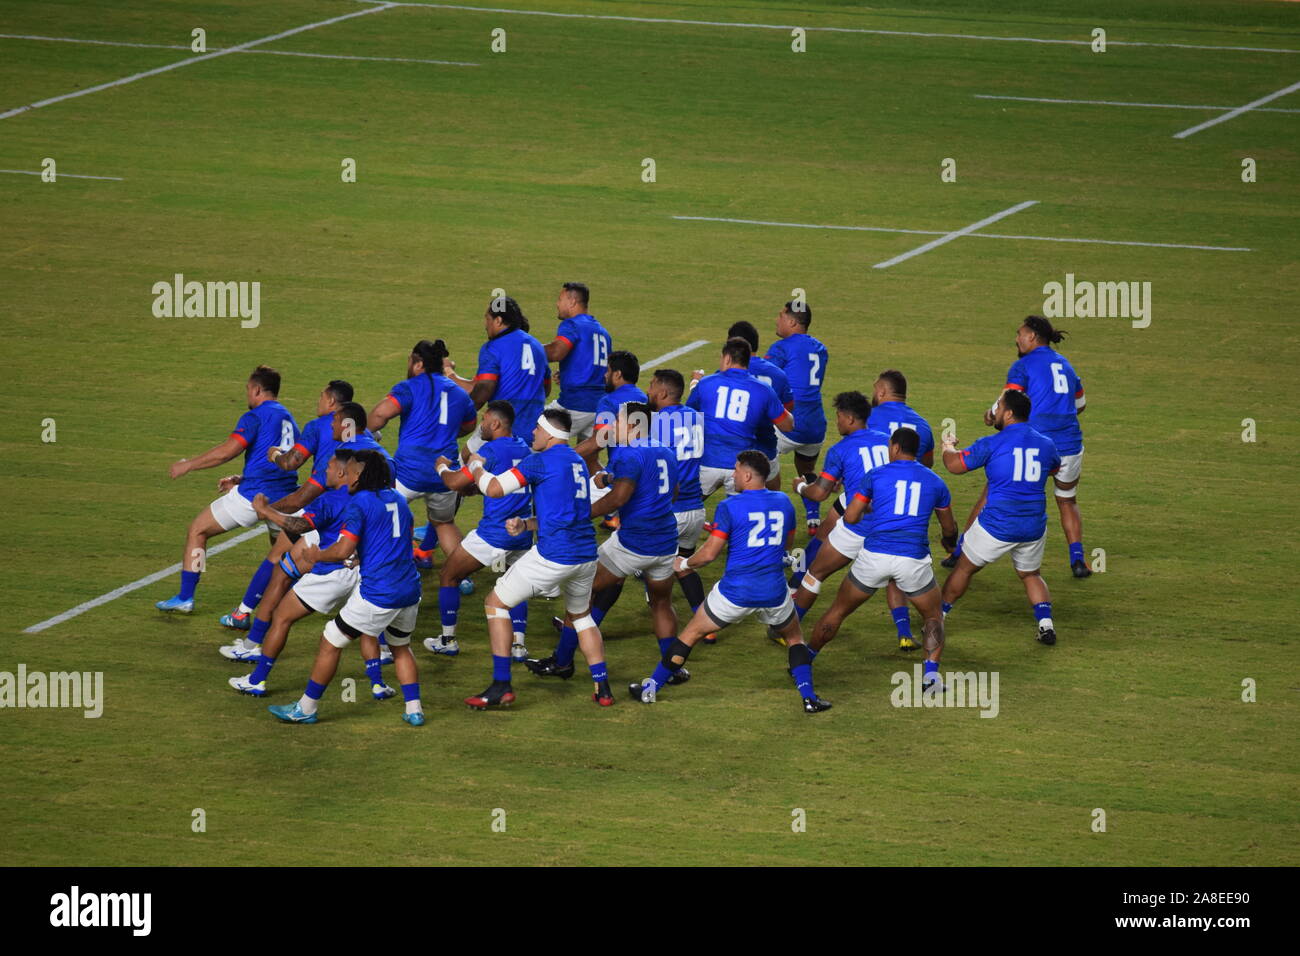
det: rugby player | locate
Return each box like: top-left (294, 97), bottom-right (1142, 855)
top-left (726, 320), bottom-right (793, 490)
top-left (647, 369), bottom-right (707, 614)
top-left (542, 282), bottom-right (611, 442)
top-left (867, 370), bottom-right (935, 467)
top-left (766, 301), bottom-right (829, 532)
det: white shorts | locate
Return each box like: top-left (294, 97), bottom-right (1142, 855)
top-left (699, 465), bottom-right (735, 498)
top-left (1055, 448), bottom-right (1084, 487)
top-left (396, 479), bottom-right (458, 524)
top-left (826, 519), bottom-right (865, 561)
top-left (702, 582), bottom-right (797, 629)
top-left (292, 566), bottom-right (359, 615)
top-left (209, 486), bottom-right (262, 532)
top-left (674, 508), bottom-right (706, 552)
top-left (848, 549), bottom-right (936, 596)
top-left (547, 402), bottom-right (596, 441)
top-left (766, 454), bottom-right (781, 480)
top-left (962, 518), bottom-right (1045, 573)
top-left (776, 433), bottom-right (823, 458)
top-left (598, 531), bottom-right (676, 581)
top-left (492, 547), bottom-right (597, 614)
top-left (328, 590), bottom-right (420, 645)
top-left (460, 529), bottom-right (527, 572)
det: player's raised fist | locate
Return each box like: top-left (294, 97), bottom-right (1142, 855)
top-left (434, 455), bottom-right (452, 472)
top-left (169, 459), bottom-right (188, 480)
top-left (442, 357), bottom-right (456, 374)
top-left (505, 517), bottom-right (526, 537)
top-left (216, 474), bottom-right (242, 493)
top-left (691, 369), bottom-right (704, 382)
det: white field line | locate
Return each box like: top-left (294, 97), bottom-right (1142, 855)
top-left (975, 93), bottom-right (1300, 115)
top-left (872, 200), bottom-right (1038, 269)
top-left (642, 339), bottom-right (709, 367)
top-left (356, 1), bottom-right (1300, 55)
top-left (0, 3), bottom-right (399, 121)
top-left (0, 32), bottom-right (478, 66)
top-left (672, 214), bottom-right (1251, 253)
top-left (22, 528), bottom-right (268, 634)
top-left (1172, 79), bottom-right (1300, 138)
top-left (0, 168), bottom-right (122, 181)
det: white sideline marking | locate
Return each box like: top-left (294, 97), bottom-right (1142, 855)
top-left (22, 528), bottom-right (268, 634)
top-left (0, 168), bottom-right (123, 181)
top-left (643, 339), bottom-right (709, 367)
top-left (0, 33), bottom-right (478, 67)
top-left (357, 1), bottom-right (1300, 54)
top-left (975, 93), bottom-right (1300, 115)
top-left (872, 201), bottom-right (1038, 269)
top-left (673, 214), bottom-right (1250, 252)
top-left (1172, 79), bottom-right (1300, 138)
top-left (0, 3), bottom-right (398, 121)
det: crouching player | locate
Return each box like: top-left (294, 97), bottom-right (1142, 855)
top-left (268, 450), bottom-right (426, 726)
top-left (629, 451), bottom-right (831, 714)
top-left (806, 429), bottom-right (957, 691)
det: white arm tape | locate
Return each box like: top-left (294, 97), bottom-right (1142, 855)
top-left (483, 470), bottom-right (522, 496)
top-left (465, 432), bottom-right (486, 454)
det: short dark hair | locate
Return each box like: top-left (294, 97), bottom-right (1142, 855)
top-left (488, 295), bottom-right (528, 332)
top-left (891, 427), bottom-right (920, 457)
top-left (736, 449), bottom-right (771, 480)
top-left (877, 369), bottom-right (908, 400)
top-left (609, 349), bottom-right (640, 384)
top-left (249, 365), bottom-right (281, 396)
top-left (1023, 314), bottom-right (1067, 345)
top-left (784, 300), bottom-right (812, 328)
top-left (325, 379), bottom-right (354, 405)
top-left (351, 450), bottom-right (392, 493)
top-left (620, 401), bottom-right (653, 431)
top-left (562, 282), bottom-right (590, 307)
top-left (543, 407), bottom-right (573, 433)
top-left (653, 368), bottom-right (685, 401)
top-left (337, 401), bottom-right (367, 436)
top-left (1001, 388), bottom-right (1032, 422)
top-left (413, 339), bottom-right (449, 375)
top-left (484, 399), bottom-right (514, 428)
top-left (721, 337), bottom-right (751, 367)
top-left (330, 447), bottom-right (355, 466)
top-left (727, 320), bottom-right (759, 352)
top-left (834, 390), bottom-right (871, 424)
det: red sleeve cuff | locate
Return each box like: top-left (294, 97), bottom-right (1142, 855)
top-left (292, 442), bottom-right (310, 457)
top-left (771, 416), bottom-right (787, 424)
top-left (853, 492), bottom-right (870, 503)
top-left (307, 477), bottom-right (324, 489)
top-left (510, 467), bottom-right (527, 486)
top-left (460, 466), bottom-right (473, 481)
top-left (710, 528), bottom-right (729, 539)
top-left (819, 471), bottom-right (837, 482)
top-left (340, 529), bottom-right (359, 541)
top-left (301, 512), bottom-right (318, 529)
top-left (230, 432), bottom-right (249, 447)
top-left (1003, 383), bottom-right (1025, 392)
top-left (474, 373), bottom-right (499, 381)
top-left (593, 422), bottom-right (610, 430)
top-left (962, 449), bottom-right (973, 461)
top-left (555, 335), bottom-right (574, 347)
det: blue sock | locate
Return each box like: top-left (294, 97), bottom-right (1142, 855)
top-left (510, 601), bottom-right (528, 635)
top-left (792, 664), bottom-right (815, 698)
top-left (803, 497), bottom-right (820, 522)
top-left (891, 606), bottom-right (913, 638)
top-left (657, 635), bottom-right (675, 655)
top-left (401, 682), bottom-right (420, 702)
top-left (795, 603), bottom-right (809, 621)
top-left (247, 616), bottom-right (270, 646)
top-left (591, 606), bottom-right (608, 626)
top-left (1069, 542), bottom-right (1084, 564)
top-left (650, 662), bottom-right (673, 690)
top-left (378, 632), bottom-right (388, 647)
top-left (420, 525), bottom-right (438, 551)
top-left (923, 659), bottom-right (939, 680)
top-left (305, 679), bottom-right (327, 701)
top-left (589, 662), bottom-right (608, 684)
top-left (807, 646), bottom-right (819, 660)
top-left (953, 534), bottom-right (964, 558)
top-left (1033, 602), bottom-right (1053, 621)
top-left (241, 559), bottom-right (274, 611)
top-left (492, 655), bottom-right (512, 682)
top-left (250, 655), bottom-right (275, 684)
top-left (364, 657), bottom-right (383, 686)
top-left (179, 569), bottom-right (200, 601)
top-left (439, 586), bottom-right (460, 631)
top-left (556, 626), bottom-right (579, 667)
top-left (942, 601), bottom-right (953, 615)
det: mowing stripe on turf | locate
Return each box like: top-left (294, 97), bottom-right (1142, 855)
top-left (673, 214), bottom-right (1251, 253)
top-left (0, 3), bottom-right (400, 121)
top-left (0, 33), bottom-right (479, 67)
top-left (0, 168), bottom-right (123, 181)
top-left (1172, 79), bottom-right (1300, 138)
top-left (872, 201), bottom-right (1038, 269)
top-left (975, 94), bottom-right (1300, 115)
top-left (358, 1), bottom-right (1300, 55)
top-left (21, 528), bottom-right (268, 634)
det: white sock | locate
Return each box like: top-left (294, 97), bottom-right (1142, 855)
top-left (512, 633), bottom-right (526, 644)
top-left (405, 699), bottom-right (422, 715)
top-left (442, 627), bottom-right (457, 639)
top-left (238, 603), bottom-right (253, 614)
top-left (298, 694), bottom-right (318, 715)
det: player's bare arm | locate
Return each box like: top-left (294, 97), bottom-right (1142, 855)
top-left (543, 337), bottom-right (573, 363)
top-left (367, 395), bottom-right (401, 434)
top-left (590, 475), bottom-right (633, 519)
top-left (936, 505), bottom-right (959, 553)
top-left (794, 472), bottom-right (837, 503)
top-left (250, 493), bottom-right (313, 537)
top-left (674, 532), bottom-right (725, 573)
top-left (941, 435), bottom-right (968, 474)
top-left (169, 434), bottom-right (246, 479)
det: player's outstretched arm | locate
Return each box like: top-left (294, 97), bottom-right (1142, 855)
top-left (456, 457), bottom-right (523, 498)
top-left (675, 532), bottom-right (725, 574)
top-left (842, 493), bottom-right (873, 526)
top-left (543, 337), bottom-right (572, 363)
top-left (269, 443), bottom-right (308, 471)
top-left (794, 473), bottom-right (835, 502)
top-left (368, 395), bottom-right (401, 434)
top-left (308, 533), bottom-right (357, 566)
top-left (269, 482), bottom-right (323, 514)
top-left (169, 434), bottom-right (246, 479)
top-left (590, 475), bottom-right (633, 519)
top-left (251, 494), bottom-right (313, 537)
top-left (773, 410), bottom-right (796, 433)
top-left (941, 436), bottom-right (968, 474)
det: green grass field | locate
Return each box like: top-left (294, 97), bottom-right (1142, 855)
top-left (2, 0), bottom-right (1297, 866)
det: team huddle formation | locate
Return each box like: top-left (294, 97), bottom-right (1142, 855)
top-left (157, 282), bottom-right (1090, 726)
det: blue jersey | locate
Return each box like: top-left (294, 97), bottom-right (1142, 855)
top-left (1006, 346), bottom-right (1085, 456)
top-left (593, 382), bottom-right (649, 431)
top-left (476, 328), bottom-right (550, 441)
top-left (867, 401), bottom-right (935, 462)
top-left (746, 356), bottom-right (793, 459)
top-left (338, 432), bottom-right (394, 487)
top-left (961, 423), bottom-right (1061, 542)
top-left (766, 332), bottom-right (828, 445)
top-left (232, 401), bottom-right (300, 501)
top-left (607, 440), bottom-right (678, 558)
top-left (555, 313), bottom-right (612, 413)
top-left (513, 444), bottom-right (598, 564)
top-left (651, 404), bottom-right (704, 513)
top-left (339, 488), bottom-right (421, 608)
top-left (711, 489), bottom-right (796, 607)
top-left (852, 459), bottom-right (951, 559)
top-left (387, 373), bottom-right (477, 493)
top-left (295, 413), bottom-right (334, 489)
top-left (686, 368), bottom-right (786, 468)
top-left (301, 486), bottom-right (352, 575)
top-left (820, 427), bottom-right (892, 537)
top-left (475, 435), bottom-right (533, 551)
